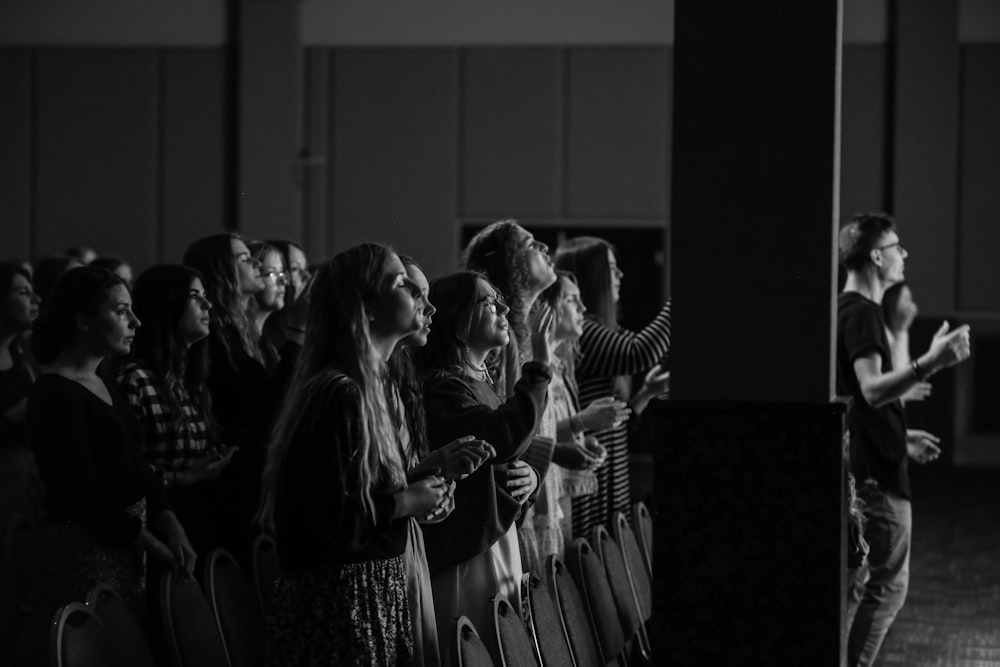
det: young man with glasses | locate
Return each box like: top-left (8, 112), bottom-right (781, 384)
top-left (838, 213), bottom-right (972, 667)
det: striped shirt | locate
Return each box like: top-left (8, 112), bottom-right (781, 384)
top-left (118, 361), bottom-right (211, 473)
top-left (571, 299), bottom-right (672, 537)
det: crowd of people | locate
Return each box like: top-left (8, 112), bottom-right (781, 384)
top-left (0, 220), bottom-right (672, 666)
top-left (1, 212), bottom-right (973, 667)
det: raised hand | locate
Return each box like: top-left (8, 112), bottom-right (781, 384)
top-left (578, 396), bottom-right (631, 431)
top-left (529, 303), bottom-right (557, 365)
top-left (927, 322), bottom-right (971, 370)
top-left (641, 364), bottom-right (671, 398)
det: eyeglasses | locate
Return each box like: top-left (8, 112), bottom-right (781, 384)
top-left (876, 241), bottom-right (905, 254)
top-left (261, 269), bottom-right (288, 286)
top-left (477, 293), bottom-right (506, 313)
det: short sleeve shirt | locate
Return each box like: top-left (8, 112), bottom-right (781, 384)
top-left (837, 291), bottom-right (909, 499)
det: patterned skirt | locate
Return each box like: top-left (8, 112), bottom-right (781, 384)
top-left (266, 555), bottom-right (413, 667)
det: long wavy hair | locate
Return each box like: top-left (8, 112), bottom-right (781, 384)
top-left (31, 266), bottom-right (126, 365)
top-left (128, 264), bottom-right (212, 434)
top-left (258, 244), bottom-right (407, 532)
top-left (554, 236), bottom-right (618, 330)
top-left (389, 255), bottom-right (428, 468)
top-left (183, 233), bottom-right (260, 367)
top-left (463, 219), bottom-right (534, 350)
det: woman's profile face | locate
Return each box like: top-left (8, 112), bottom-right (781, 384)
top-left (466, 278), bottom-right (511, 352)
top-left (403, 263), bottom-right (435, 348)
top-left (514, 226), bottom-right (557, 293)
top-left (287, 245), bottom-right (310, 300)
top-left (256, 250), bottom-right (287, 313)
top-left (82, 284), bottom-right (140, 356)
top-left (2, 273), bottom-right (40, 333)
top-left (368, 253), bottom-right (421, 341)
top-left (607, 248), bottom-right (624, 304)
top-left (179, 277), bottom-right (212, 345)
top-left (554, 277), bottom-right (586, 342)
top-left (231, 238), bottom-right (265, 295)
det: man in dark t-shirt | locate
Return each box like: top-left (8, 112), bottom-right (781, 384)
top-left (837, 213), bottom-right (972, 667)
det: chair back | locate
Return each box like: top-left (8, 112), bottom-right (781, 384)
top-left (1, 513), bottom-right (35, 653)
top-left (567, 538), bottom-right (626, 666)
top-left (250, 533), bottom-right (280, 613)
top-left (456, 615), bottom-right (497, 667)
top-left (160, 568), bottom-right (229, 667)
top-left (546, 554), bottom-right (602, 667)
top-left (593, 525), bottom-right (651, 661)
top-left (614, 512), bottom-right (652, 621)
top-left (85, 583), bottom-right (156, 667)
top-left (49, 602), bottom-right (119, 667)
top-left (493, 595), bottom-right (540, 667)
top-left (520, 572), bottom-right (574, 667)
top-left (203, 547), bottom-right (265, 667)
top-left (633, 501), bottom-right (653, 578)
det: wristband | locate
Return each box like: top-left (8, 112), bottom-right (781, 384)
top-left (910, 359), bottom-right (926, 381)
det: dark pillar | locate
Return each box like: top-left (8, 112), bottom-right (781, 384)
top-left (235, 0), bottom-right (302, 241)
top-left (655, 1), bottom-right (846, 664)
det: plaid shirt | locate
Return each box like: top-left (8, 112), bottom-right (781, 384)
top-left (118, 361), bottom-right (210, 472)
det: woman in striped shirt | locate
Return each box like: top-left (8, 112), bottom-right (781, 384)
top-left (555, 236), bottom-right (672, 538)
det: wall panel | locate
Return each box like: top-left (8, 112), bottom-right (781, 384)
top-left (161, 49), bottom-right (229, 263)
top-left (461, 49), bottom-right (562, 218)
top-left (567, 48), bottom-right (670, 219)
top-left (35, 49), bottom-right (158, 266)
top-left (957, 46), bottom-right (1000, 311)
top-left (0, 49), bottom-right (32, 259)
top-left (330, 50), bottom-right (458, 274)
top-left (840, 45), bottom-right (889, 217)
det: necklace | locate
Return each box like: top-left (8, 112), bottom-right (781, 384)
top-left (465, 362), bottom-right (493, 385)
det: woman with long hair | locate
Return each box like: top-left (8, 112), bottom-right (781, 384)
top-left (249, 241), bottom-right (306, 375)
top-left (390, 256), bottom-right (494, 666)
top-left (0, 261), bottom-right (43, 520)
top-left (257, 244), bottom-right (450, 666)
top-left (183, 233), bottom-right (270, 562)
top-left (554, 236), bottom-right (671, 537)
top-left (420, 271), bottom-right (550, 663)
top-left (117, 264), bottom-right (237, 555)
top-left (20, 266), bottom-right (195, 665)
top-left (463, 220), bottom-right (561, 569)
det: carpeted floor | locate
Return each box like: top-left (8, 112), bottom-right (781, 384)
top-left (875, 465), bottom-right (1000, 667)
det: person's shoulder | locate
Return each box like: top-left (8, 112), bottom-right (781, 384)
top-left (838, 291), bottom-right (878, 316)
top-left (117, 360), bottom-right (156, 384)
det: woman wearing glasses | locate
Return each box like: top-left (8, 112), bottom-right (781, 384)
top-left (183, 234), bottom-right (272, 564)
top-left (420, 271), bottom-right (550, 663)
top-left (262, 240), bottom-right (312, 372)
top-left (117, 264), bottom-right (237, 556)
top-left (249, 241), bottom-right (306, 376)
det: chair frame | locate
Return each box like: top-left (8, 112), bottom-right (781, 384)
top-left (592, 524), bottom-right (651, 662)
top-left (203, 546), bottom-right (264, 667)
top-left (455, 615), bottom-right (496, 667)
top-left (521, 571), bottom-right (576, 667)
top-left (492, 594), bottom-right (540, 667)
top-left (547, 553), bottom-right (604, 667)
top-left (49, 601), bottom-right (116, 667)
top-left (84, 582), bottom-right (156, 667)
top-left (632, 501), bottom-right (653, 578)
top-left (614, 512), bottom-right (652, 622)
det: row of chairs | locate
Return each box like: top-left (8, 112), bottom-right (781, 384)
top-left (39, 500), bottom-right (653, 667)
top-left (458, 506), bottom-right (654, 667)
top-left (50, 545), bottom-right (275, 667)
